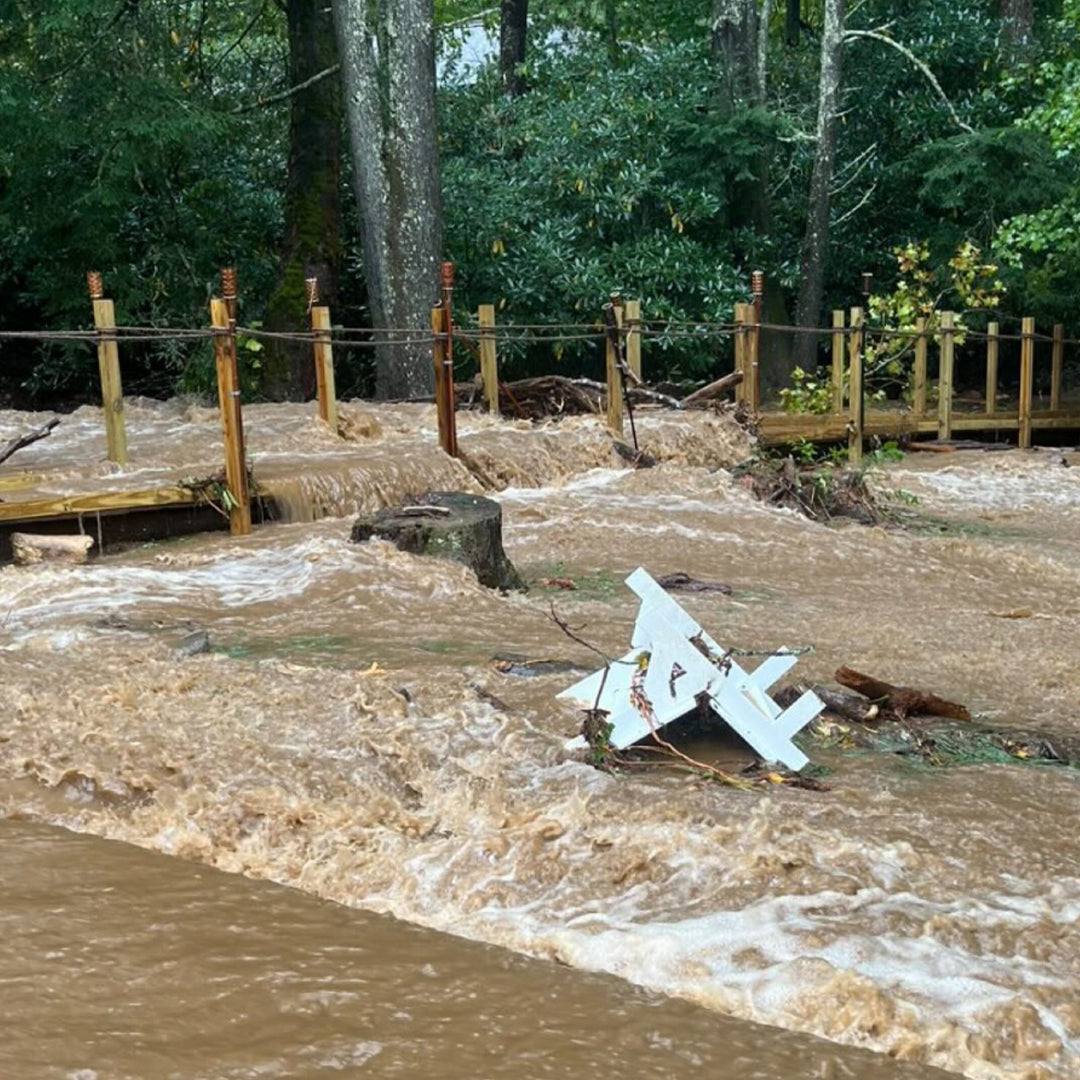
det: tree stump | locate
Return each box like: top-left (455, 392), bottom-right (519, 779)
top-left (350, 492), bottom-right (525, 591)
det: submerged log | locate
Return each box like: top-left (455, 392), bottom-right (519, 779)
top-left (777, 683), bottom-right (878, 723)
top-left (656, 571), bottom-right (733, 595)
top-left (11, 532), bottom-right (94, 566)
top-left (835, 666), bottom-right (971, 722)
top-left (351, 492), bottom-right (525, 591)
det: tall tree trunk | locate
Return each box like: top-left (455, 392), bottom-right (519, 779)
top-left (261, 0), bottom-right (343, 401)
top-left (712, 0), bottom-right (765, 230)
top-left (713, 0), bottom-right (790, 389)
top-left (785, 0), bottom-right (801, 46)
top-left (794, 0), bottom-right (845, 372)
top-left (333, 0), bottom-right (441, 399)
top-left (499, 0), bottom-right (529, 96)
top-left (604, 0), bottom-right (620, 66)
top-left (712, 0), bottom-right (759, 108)
top-left (1000, 0), bottom-right (1033, 51)
top-left (757, 0), bottom-right (774, 100)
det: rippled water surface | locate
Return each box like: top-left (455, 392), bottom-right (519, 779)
top-left (2, 401), bottom-right (1079, 1079)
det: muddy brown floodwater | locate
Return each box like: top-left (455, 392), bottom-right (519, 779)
top-left (2, 819), bottom-right (955, 1080)
top-left (1, 401), bottom-right (1079, 1080)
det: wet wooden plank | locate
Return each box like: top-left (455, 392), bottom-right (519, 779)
top-left (0, 486), bottom-right (198, 524)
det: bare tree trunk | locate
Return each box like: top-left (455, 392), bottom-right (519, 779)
top-left (785, 0), bottom-right (801, 46)
top-left (714, 0), bottom-right (793, 391)
top-left (712, 0), bottom-right (759, 108)
top-left (499, 0), bottom-right (529, 96)
top-left (604, 0), bottom-right (620, 66)
top-left (1000, 0), bottom-right (1033, 51)
top-left (333, 0), bottom-right (441, 399)
top-left (757, 0), bottom-right (774, 100)
top-left (262, 0), bottom-right (343, 401)
top-left (794, 0), bottom-right (845, 372)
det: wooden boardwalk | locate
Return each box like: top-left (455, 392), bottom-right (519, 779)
top-left (758, 407), bottom-right (1080, 446)
top-left (2, 287), bottom-right (1078, 559)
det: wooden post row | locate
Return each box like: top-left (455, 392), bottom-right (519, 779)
top-left (937, 311), bottom-right (955, 441)
top-left (478, 304), bottom-right (499, 415)
top-left (985, 321), bottom-right (999, 417)
top-left (210, 268), bottom-right (251, 536)
top-left (1019, 316), bottom-right (1034, 449)
top-left (848, 306), bottom-right (864, 465)
top-left (87, 272), bottom-right (128, 465)
top-left (831, 310), bottom-right (845, 412)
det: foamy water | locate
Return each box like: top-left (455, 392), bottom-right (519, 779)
top-left (2, 407), bottom-right (1079, 1079)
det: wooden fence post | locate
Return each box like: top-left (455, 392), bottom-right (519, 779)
top-left (746, 303), bottom-right (761, 412)
top-left (848, 306), bottom-right (864, 465)
top-left (306, 279), bottom-right (337, 433)
top-left (625, 298), bottom-right (642, 383)
top-left (831, 310), bottom-right (845, 412)
top-left (1019, 316), bottom-right (1035, 449)
top-left (210, 284), bottom-right (251, 536)
top-left (1051, 323), bottom-right (1064, 412)
top-left (87, 272), bottom-right (128, 465)
top-left (433, 262), bottom-right (459, 457)
top-left (938, 311), bottom-right (955, 441)
top-left (733, 304), bottom-right (750, 406)
top-left (985, 321), bottom-right (999, 417)
top-left (478, 304), bottom-right (499, 415)
top-left (431, 304), bottom-right (456, 455)
top-left (913, 317), bottom-right (928, 417)
top-left (605, 298), bottom-right (625, 435)
top-left (432, 303), bottom-right (446, 436)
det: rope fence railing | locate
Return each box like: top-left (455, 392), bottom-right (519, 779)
top-left (3, 264), bottom-right (1077, 540)
top-left (4, 319), bottom-right (1077, 348)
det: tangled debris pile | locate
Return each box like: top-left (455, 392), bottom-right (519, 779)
top-left (455, 374), bottom-right (749, 423)
top-left (734, 456), bottom-right (885, 524)
top-left (778, 670), bottom-right (1080, 768)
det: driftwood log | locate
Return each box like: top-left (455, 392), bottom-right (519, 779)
top-left (453, 372), bottom-right (737, 421)
top-left (0, 418), bottom-right (60, 466)
top-left (681, 370), bottom-right (744, 407)
top-left (351, 492), bottom-right (525, 591)
top-left (11, 532), bottom-right (94, 566)
top-left (835, 667), bottom-right (971, 722)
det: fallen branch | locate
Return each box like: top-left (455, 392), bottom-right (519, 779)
top-left (777, 683), bottom-right (878, 723)
top-left (0, 418), bottom-right (60, 466)
top-left (843, 29), bottom-right (975, 135)
top-left (835, 666), bottom-right (971, 722)
top-left (682, 370), bottom-right (744, 407)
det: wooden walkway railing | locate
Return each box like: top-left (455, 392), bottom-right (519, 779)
top-left (2, 267), bottom-right (1078, 553)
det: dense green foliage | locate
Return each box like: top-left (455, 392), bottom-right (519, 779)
top-left (441, 41), bottom-right (772, 378)
top-left (0, 0), bottom-right (1076, 403)
top-left (0, 0), bottom-right (286, 400)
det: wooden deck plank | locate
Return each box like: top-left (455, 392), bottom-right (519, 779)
top-left (0, 486), bottom-right (198, 524)
top-left (759, 408), bottom-right (1080, 445)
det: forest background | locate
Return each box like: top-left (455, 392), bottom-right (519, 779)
top-left (0, 0), bottom-right (1076, 406)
